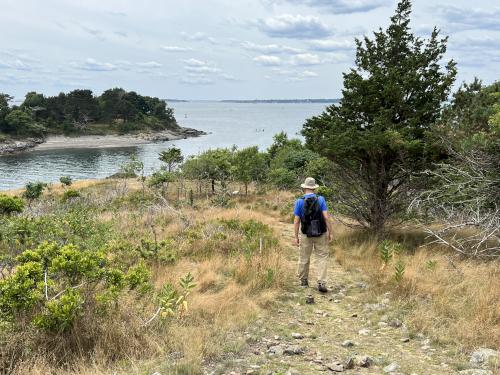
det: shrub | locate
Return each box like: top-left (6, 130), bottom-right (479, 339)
top-left (61, 189), bottom-right (80, 201)
top-left (0, 209), bottom-right (112, 256)
top-left (268, 168), bottom-right (297, 190)
top-left (23, 181), bottom-right (47, 201)
top-left (0, 242), bottom-right (151, 332)
top-left (59, 175), bottom-right (73, 186)
top-left (0, 194), bottom-right (24, 215)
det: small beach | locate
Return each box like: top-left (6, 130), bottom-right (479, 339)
top-left (35, 129), bottom-right (199, 151)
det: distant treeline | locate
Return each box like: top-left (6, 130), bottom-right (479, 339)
top-left (0, 88), bottom-right (178, 139)
top-left (220, 99), bottom-right (340, 104)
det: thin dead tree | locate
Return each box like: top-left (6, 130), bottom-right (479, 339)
top-left (410, 146), bottom-right (500, 259)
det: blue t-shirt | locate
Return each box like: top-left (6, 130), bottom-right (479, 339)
top-left (294, 193), bottom-right (328, 218)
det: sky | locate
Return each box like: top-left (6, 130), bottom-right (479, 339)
top-left (0, 0), bottom-right (498, 101)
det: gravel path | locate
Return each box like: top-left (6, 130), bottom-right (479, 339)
top-left (202, 220), bottom-right (494, 375)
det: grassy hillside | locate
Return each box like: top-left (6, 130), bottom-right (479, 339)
top-left (0, 179), bottom-right (498, 374)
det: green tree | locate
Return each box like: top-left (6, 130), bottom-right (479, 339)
top-left (22, 91), bottom-right (45, 108)
top-left (159, 147), bottom-right (184, 172)
top-left (268, 168), bottom-right (297, 190)
top-left (0, 93), bottom-right (13, 133)
top-left (232, 146), bottom-right (268, 195)
top-left (148, 170), bottom-right (175, 197)
top-left (267, 131), bottom-right (302, 160)
top-left (302, 0), bottom-right (456, 232)
top-left (4, 109), bottom-right (33, 134)
top-left (182, 149), bottom-right (233, 193)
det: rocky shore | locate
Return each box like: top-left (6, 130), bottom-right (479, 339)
top-left (0, 127), bottom-right (206, 155)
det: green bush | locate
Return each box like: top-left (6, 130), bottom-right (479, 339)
top-left (23, 181), bottom-right (47, 201)
top-left (0, 242), bottom-right (151, 332)
top-left (59, 175), bottom-right (73, 186)
top-left (268, 168), bottom-right (297, 190)
top-left (0, 209), bottom-right (112, 256)
top-left (62, 189), bottom-right (81, 202)
top-left (0, 194), bottom-right (24, 215)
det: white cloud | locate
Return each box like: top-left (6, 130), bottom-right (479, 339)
top-left (136, 61), bottom-right (162, 68)
top-left (309, 39), bottom-right (354, 51)
top-left (269, 67), bottom-right (319, 81)
top-left (181, 31), bottom-right (217, 44)
top-left (241, 41), bottom-right (302, 54)
top-left (290, 53), bottom-right (321, 65)
top-left (71, 58), bottom-right (117, 71)
top-left (161, 45), bottom-right (193, 52)
top-left (179, 58), bottom-right (236, 85)
top-left (183, 58), bottom-right (208, 67)
top-left (280, 0), bottom-right (390, 14)
top-left (0, 59), bottom-right (33, 71)
top-left (301, 70), bottom-right (318, 77)
top-left (253, 55), bottom-right (283, 66)
top-left (181, 75), bottom-right (215, 85)
top-left (438, 6), bottom-right (500, 31)
top-left (258, 14), bottom-right (331, 39)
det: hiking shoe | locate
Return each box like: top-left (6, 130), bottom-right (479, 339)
top-left (300, 279), bottom-right (309, 287)
top-left (318, 282), bottom-right (328, 293)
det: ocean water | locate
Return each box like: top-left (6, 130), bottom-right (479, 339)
top-left (0, 101), bottom-right (330, 191)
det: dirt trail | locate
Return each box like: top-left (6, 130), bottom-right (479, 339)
top-left (203, 219), bottom-right (481, 375)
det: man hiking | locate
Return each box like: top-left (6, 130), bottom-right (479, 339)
top-left (293, 177), bottom-right (332, 293)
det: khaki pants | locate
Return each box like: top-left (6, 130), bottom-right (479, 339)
top-left (297, 232), bottom-right (329, 283)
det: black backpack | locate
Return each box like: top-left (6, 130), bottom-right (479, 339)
top-left (300, 196), bottom-right (327, 237)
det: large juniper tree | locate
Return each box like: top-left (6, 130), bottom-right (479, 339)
top-left (302, 0), bottom-right (456, 232)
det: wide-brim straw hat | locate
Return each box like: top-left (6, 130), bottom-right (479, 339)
top-left (301, 177), bottom-right (319, 189)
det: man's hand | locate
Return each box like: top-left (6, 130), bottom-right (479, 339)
top-left (294, 236), bottom-right (300, 246)
top-left (328, 231), bottom-right (333, 242)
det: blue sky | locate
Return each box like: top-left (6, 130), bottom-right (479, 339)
top-left (0, 0), bottom-right (498, 101)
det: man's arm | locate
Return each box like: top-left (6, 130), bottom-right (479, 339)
top-left (294, 216), bottom-right (301, 246)
top-left (322, 211), bottom-right (332, 241)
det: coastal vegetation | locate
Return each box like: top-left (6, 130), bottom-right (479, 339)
top-left (0, 88), bottom-right (178, 140)
top-left (0, 0), bottom-right (498, 373)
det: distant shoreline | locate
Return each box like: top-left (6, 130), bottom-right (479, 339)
top-left (0, 127), bottom-right (206, 155)
top-left (165, 99), bottom-right (340, 104)
top-left (219, 99), bottom-right (339, 104)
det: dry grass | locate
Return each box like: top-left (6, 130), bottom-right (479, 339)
top-left (3, 182), bottom-right (292, 374)
top-left (332, 223), bottom-right (500, 351)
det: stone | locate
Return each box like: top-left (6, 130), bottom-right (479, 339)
top-left (326, 362), bottom-right (344, 372)
top-left (389, 318), bottom-right (403, 328)
top-left (355, 355), bottom-right (374, 368)
top-left (470, 348), bottom-right (499, 366)
top-left (305, 295), bottom-right (315, 304)
top-left (284, 345), bottom-right (305, 355)
top-left (358, 328), bottom-right (371, 336)
top-left (378, 321), bottom-right (389, 328)
top-left (274, 335), bottom-right (280, 340)
top-left (269, 345), bottom-right (284, 356)
top-left (400, 337), bottom-right (410, 343)
top-left (341, 340), bottom-right (355, 347)
top-left (285, 369), bottom-right (301, 375)
top-left (344, 357), bottom-right (355, 369)
top-left (383, 362), bottom-right (400, 373)
top-left (292, 332), bottom-right (304, 339)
